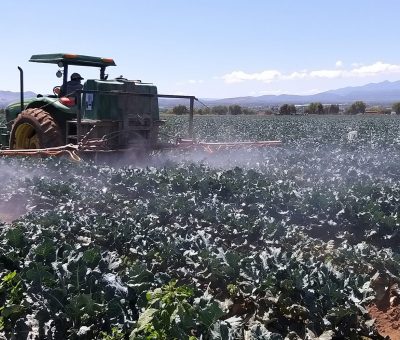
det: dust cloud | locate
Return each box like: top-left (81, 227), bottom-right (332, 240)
top-left (0, 161), bottom-right (44, 223)
top-left (1, 135), bottom-right (398, 224)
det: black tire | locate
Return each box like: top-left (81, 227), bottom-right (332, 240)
top-left (10, 108), bottom-right (63, 149)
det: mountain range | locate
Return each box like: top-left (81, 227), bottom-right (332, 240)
top-left (202, 80), bottom-right (400, 107)
top-left (0, 91), bottom-right (36, 109)
top-left (1, 80), bottom-right (400, 109)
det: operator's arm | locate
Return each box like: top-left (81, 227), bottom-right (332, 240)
top-left (59, 83), bottom-right (66, 97)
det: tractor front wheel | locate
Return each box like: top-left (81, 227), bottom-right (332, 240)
top-left (10, 108), bottom-right (63, 149)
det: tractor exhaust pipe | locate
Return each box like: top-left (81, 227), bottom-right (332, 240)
top-left (18, 66), bottom-right (24, 112)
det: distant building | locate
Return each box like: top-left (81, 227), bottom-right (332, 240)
top-left (364, 107), bottom-right (391, 114)
top-left (364, 109), bottom-right (381, 114)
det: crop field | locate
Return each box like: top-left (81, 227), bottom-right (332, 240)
top-left (1, 114), bottom-right (400, 339)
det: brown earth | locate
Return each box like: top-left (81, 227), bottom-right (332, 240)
top-left (368, 282), bottom-right (400, 340)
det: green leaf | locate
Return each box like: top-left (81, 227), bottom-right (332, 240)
top-left (66, 294), bottom-right (103, 320)
top-left (1, 304), bottom-right (25, 318)
top-left (198, 301), bottom-right (225, 328)
top-left (1, 271), bottom-right (16, 283)
top-left (35, 238), bottom-right (56, 262)
top-left (25, 263), bottom-right (54, 285)
top-left (83, 247), bottom-right (101, 267)
top-left (6, 228), bottom-right (25, 249)
top-left (135, 307), bottom-right (158, 332)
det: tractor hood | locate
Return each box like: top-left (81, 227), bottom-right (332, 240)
top-left (5, 96), bottom-right (75, 123)
top-left (5, 99), bottom-right (35, 122)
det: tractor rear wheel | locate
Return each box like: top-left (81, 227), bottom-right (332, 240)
top-left (10, 108), bottom-right (63, 149)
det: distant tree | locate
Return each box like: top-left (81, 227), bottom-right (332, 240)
top-left (196, 107), bottom-right (211, 115)
top-left (279, 104), bottom-right (297, 115)
top-left (212, 105), bottom-right (228, 115)
top-left (347, 101), bottom-right (366, 114)
top-left (243, 108), bottom-right (256, 115)
top-left (172, 105), bottom-right (189, 115)
top-left (327, 104), bottom-right (340, 114)
top-left (279, 104), bottom-right (290, 115)
top-left (307, 102), bottom-right (324, 114)
top-left (229, 105), bottom-right (243, 115)
top-left (279, 104), bottom-right (288, 115)
top-left (392, 102), bottom-right (400, 114)
top-left (289, 104), bottom-right (297, 115)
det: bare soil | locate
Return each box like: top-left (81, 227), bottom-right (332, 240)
top-left (368, 283), bottom-right (400, 340)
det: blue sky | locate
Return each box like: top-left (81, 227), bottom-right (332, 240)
top-left (1, 0), bottom-right (400, 98)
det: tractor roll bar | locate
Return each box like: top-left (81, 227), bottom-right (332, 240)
top-left (74, 90), bottom-right (197, 143)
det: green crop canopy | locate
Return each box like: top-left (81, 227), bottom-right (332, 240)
top-left (29, 53), bottom-right (116, 67)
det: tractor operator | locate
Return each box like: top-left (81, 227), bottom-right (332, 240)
top-left (60, 72), bottom-right (84, 97)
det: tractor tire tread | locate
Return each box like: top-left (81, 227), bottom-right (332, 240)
top-left (10, 108), bottom-right (63, 149)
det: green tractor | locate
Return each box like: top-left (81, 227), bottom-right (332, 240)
top-left (2, 53), bottom-right (196, 155)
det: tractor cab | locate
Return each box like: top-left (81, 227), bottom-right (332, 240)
top-left (4, 53), bottom-right (164, 151)
top-left (29, 53), bottom-right (116, 100)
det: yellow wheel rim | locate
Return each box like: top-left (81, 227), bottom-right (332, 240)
top-left (14, 123), bottom-right (40, 149)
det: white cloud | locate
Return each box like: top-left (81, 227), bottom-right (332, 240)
top-left (221, 70), bottom-right (281, 83)
top-left (220, 61), bottom-right (400, 84)
top-left (335, 60), bottom-right (343, 67)
top-left (283, 71), bottom-right (308, 80)
top-left (309, 69), bottom-right (344, 78)
top-left (350, 61), bottom-right (400, 76)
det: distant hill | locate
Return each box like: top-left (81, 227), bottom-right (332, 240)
top-left (0, 91), bottom-right (36, 108)
top-left (323, 80), bottom-right (400, 104)
top-left (2, 80), bottom-right (400, 109)
top-left (206, 80), bottom-right (400, 107)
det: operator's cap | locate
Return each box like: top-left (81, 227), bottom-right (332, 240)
top-left (71, 73), bottom-right (84, 80)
